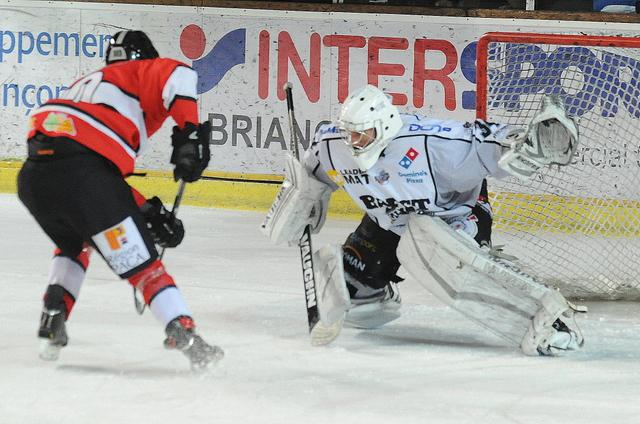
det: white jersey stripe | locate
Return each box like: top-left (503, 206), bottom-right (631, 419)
top-left (162, 66), bottom-right (198, 111)
top-left (91, 81), bottom-right (148, 152)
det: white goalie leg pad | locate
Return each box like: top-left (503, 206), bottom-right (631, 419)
top-left (397, 214), bottom-right (582, 355)
top-left (260, 153), bottom-right (332, 245)
top-left (314, 244), bottom-right (350, 325)
top-left (499, 95), bottom-right (579, 179)
top-left (309, 244), bottom-right (401, 344)
top-left (309, 244), bottom-right (350, 346)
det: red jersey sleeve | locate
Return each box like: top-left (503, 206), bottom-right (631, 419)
top-left (157, 60), bottom-right (199, 128)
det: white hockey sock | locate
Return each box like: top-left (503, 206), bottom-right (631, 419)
top-left (148, 287), bottom-right (192, 327)
top-left (48, 256), bottom-right (85, 299)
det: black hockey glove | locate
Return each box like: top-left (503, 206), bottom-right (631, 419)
top-left (170, 121), bottom-right (211, 183)
top-left (140, 196), bottom-right (185, 248)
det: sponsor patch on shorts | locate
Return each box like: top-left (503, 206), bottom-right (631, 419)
top-left (92, 217), bottom-right (150, 275)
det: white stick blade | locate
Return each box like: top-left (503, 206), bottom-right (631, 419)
top-left (310, 318), bottom-right (344, 346)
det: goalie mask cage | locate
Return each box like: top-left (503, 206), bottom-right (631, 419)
top-left (477, 32), bottom-right (640, 300)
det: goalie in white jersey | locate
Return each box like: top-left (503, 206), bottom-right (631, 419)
top-left (263, 84), bottom-right (584, 356)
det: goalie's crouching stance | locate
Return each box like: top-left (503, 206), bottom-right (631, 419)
top-left (262, 85), bottom-right (584, 356)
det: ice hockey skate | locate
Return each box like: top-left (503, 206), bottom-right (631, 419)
top-left (535, 318), bottom-right (584, 356)
top-left (38, 308), bottom-right (68, 361)
top-left (164, 316), bottom-right (224, 371)
top-left (344, 278), bottom-right (401, 329)
top-left (38, 284), bottom-right (69, 361)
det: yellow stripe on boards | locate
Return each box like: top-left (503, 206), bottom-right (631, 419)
top-left (3, 161), bottom-right (637, 235)
top-left (0, 161), bottom-right (20, 193)
top-left (493, 193), bottom-right (640, 237)
top-left (0, 161), bottom-right (361, 219)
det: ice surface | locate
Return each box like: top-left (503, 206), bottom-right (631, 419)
top-left (1, 194), bottom-right (639, 424)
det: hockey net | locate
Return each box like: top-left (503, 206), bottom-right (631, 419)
top-left (476, 32), bottom-right (640, 300)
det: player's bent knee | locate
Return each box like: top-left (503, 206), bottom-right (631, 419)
top-left (128, 260), bottom-right (176, 305)
top-left (343, 215), bottom-right (401, 291)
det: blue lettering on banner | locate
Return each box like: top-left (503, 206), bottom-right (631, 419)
top-left (0, 30), bottom-right (110, 63)
top-left (460, 41), bottom-right (478, 110)
top-left (486, 43), bottom-right (640, 118)
top-left (2, 83), bottom-right (68, 114)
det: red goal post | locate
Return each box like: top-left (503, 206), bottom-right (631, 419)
top-left (475, 31), bottom-right (640, 300)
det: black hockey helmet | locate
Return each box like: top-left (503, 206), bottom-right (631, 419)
top-left (106, 30), bottom-right (159, 65)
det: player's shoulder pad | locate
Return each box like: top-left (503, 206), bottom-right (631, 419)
top-left (313, 121), bottom-right (341, 144)
top-left (151, 57), bottom-right (195, 72)
top-left (317, 121), bottom-right (340, 137)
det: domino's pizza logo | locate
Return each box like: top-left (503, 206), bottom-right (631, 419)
top-left (399, 148), bottom-right (419, 169)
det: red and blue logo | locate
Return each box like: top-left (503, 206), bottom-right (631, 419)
top-left (179, 25), bottom-right (246, 94)
top-left (399, 148), bottom-right (419, 169)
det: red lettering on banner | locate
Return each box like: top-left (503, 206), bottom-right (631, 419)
top-left (277, 32), bottom-right (321, 102)
top-left (257, 30), bottom-right (462, 111)
top-left (323, 35), bottom-right (366, 102)
top-left (367, 37), bottom-right (408, 105)
top-left (258, 30), bottom-right (270, 100)
top-left (413, 39), bottom-right (458, 111)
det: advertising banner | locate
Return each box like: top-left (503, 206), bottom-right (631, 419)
top-left (1, 1), bottom-right (639, 177)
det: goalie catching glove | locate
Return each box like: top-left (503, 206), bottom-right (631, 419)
top-left (261, 154), bottom-right (333, 245)
top-left (499, 95), bottom-right (579, 179)
top-left (170, 121), bottom-right (211, 183)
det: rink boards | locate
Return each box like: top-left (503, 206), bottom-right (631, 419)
top-left (3, 159), bottom-right (639, 236)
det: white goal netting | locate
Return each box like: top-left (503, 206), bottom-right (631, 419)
top-left (477, 32), bottom-right (640, 300)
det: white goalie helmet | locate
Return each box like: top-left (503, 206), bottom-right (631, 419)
top-left (338, 85), bottom-right (403, 170)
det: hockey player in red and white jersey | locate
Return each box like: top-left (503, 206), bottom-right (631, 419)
top-left (263, 84), bottom-right (585, 356)
top-left (18, 30), bottom-right (223, 370)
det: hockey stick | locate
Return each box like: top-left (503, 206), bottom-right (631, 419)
top-left (133, 179), bottom-right (186, 315)
top-left (283, 82), bottom-right (320, 333)
top-left (132, 172), bottom-right (281, 185)
top-left (159, 179), bottom-right (186, 261)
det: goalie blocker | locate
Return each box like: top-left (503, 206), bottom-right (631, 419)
top-left (260, 153), bottom-right (332, 245)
